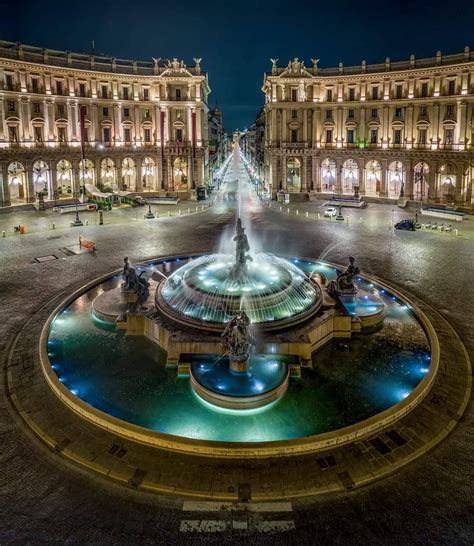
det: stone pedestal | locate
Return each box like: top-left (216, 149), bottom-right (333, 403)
top-left (229, 355), bottom-right (249, 373)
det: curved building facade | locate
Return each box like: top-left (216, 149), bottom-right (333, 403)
top-left (262, 50), bottom-right (474, 206)
top-left (0, 41), bottom-right (210, 207)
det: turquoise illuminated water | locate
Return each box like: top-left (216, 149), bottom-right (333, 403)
top-left (47, 257), bottom-right (431, 443)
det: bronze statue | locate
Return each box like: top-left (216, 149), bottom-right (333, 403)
top-left (327, 256), bottom-right (360, 297)
top-left (231, 218), bottom-right (252, 279)
top-left (222, 310), bottom-right (255, 362)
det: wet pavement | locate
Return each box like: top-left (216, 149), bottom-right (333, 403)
top-left (1, 149), bottom-right (473, 544)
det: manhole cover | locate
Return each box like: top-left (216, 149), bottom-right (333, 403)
top-left (35, 255), bottom-right (58, 263)
top-left (46, 235), bottom-right (62, 240)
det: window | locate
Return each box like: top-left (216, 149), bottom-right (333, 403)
top-left (446, 104), bottom-right (454, 117)
top-left (144, 109), bottom-right (150, 119)
top-left (79, 83), bottom-right (86, 97)
top-left (102, 107), bottom-right (109, 117)
top-left (8, 126), bottom-right (18, 142)
top-left (291, 129), bottom-right (298, 143)
top-left (326, 109), bottom-right (333, 120)
top-left (33, 102), bottom-right (41, 114)
top-left (371, 108), bottom-right (378, 118)
top-left (176, 88), bottom-right (181, 100)
top-left (372, 86), bottom-right (379, 100)
top-left (393, 129), bottom-right (401, 145)
top-left (34, 126), bottom-right (43, 142)
top-left (7, 100), bottom-right (15, 112)
top-left (347, 129), bottom-right (354, 144)
top-left (396, 84), bottom-right (403, 99)
top-left (101, 85), bottom-right (108, 98)
top-left (31, 78), bottom-right (39, 93)
top-left (291, 109), bottom-right (297, 119)
top-left (123, 87), bottom-right (129, 100)
top-left (5, 73), bottom-right (13, 90)
top-left (325, 129), bottom-right (333, 143)
top-left (58, 127), bottom-right (67, 142)
top-left (176, 128), bottom-right (183, 142)
top-left (291, 88), bottom-right (297, 101)
top-left (143, 87), bottom-right (149, 100)
top-left (326, 89), bottom-right (333, 101)
top-left (103, 127), bottom-right (111, 143)
top-left (370, 129), bottom-right (378, 144)
top-left (58, 104), bottom-right (65, 116)
top-left (448, 79), bottom-right (455, 95)
top-left (144, 128), bottom-right (151, 142)
top-left (56, 80), bottom-right (63, 95)
top-left (420, 106), bottom-right (427, 116)
top-left (348, 109), bottom-right (355, 119)
top-left (421, 82), bottom-right (428, 97)
top-left (418, 129), bottom-right (427, 145)
top-left (123, 128), bottom-right (131, 142)
top-left (395, 107), bottom-right (402, 118)
top-left (123, 107), bottom-right (130, 117)
top-left (348, 88), bottom-right (355, 101)
top-left (444, 128), bottom-right (454, 145)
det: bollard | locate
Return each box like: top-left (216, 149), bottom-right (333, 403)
top-left (52, 223), bottom-right (55, 230)
top-left (168, 210), bottom-right (171, 217)
top-left (306, 211), bottom-right (309, 218)
top-left (178, 209), bottom-right (181, 215)
top-left (455, 229), bottom-right (458, 236)
top-left (195, 206), bottom-right (198, 212)
top-left (155, 211), bottom-right (159, 218)
top-left (279, 206), bottom-right (282, 212)
top-left (287, 208), bottom-right (290, 213)
top-left (99, 211), bottom-right (103, 225)
top-left (188, 207), bottom-right (190, 214)
top-left (317, 213), bottom-right (320, 219)
top-left (85, 220), bottom-right (89, 226)
top-left (296, 209), bottom-right (299, 215)
top-left (2, 230), bottom-right (5, 238)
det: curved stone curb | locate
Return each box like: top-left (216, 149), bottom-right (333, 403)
top-left (5, 261), bottom-right (472, 501)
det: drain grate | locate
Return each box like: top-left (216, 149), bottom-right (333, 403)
top-left (317, 455), bottom-right (337, 470)
top-left (108, 444), bottom-right (128, 458)
top-left (59, 247), bottom-right (76, 256)
top-left (34, 254), bottom-right (58, 263)
top-left (385, 429), bottom-right (407, 447)
top-left (46, 235), bottom-right (62, 240)
top-left (369, 437), bottom-right (392, 455)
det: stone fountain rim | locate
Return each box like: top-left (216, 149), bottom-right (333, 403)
top-left (36, 252), bottom-right (448, 459)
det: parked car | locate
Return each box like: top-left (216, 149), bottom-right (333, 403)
top-left (394, 219), bottom-right (417, 231)
top-left (134, 196), bottom-right (146, 206)
top-left (324, 207), bottom-right (338, 218)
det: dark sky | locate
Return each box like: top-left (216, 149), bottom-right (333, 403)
top-left (1, 0), bottom-right (473, 131)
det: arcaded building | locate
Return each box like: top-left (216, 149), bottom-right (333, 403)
top-left (0, 41), bottom-right (210, 207)
top-left (262, 49), bottom-right (474, 206)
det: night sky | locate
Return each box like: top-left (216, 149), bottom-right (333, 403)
top-left (1, 0), bottom-right (473, 131)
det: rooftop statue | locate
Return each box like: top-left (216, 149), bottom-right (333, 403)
top-left (327, 256), bottom-right (360, 297)
top-left (287, 58), bottom-right (306, 75)
top-left (231, 218), bottom-right (252, 279)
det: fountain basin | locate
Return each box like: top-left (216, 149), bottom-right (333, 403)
top-left (190, 354), bottom-right (290, 410)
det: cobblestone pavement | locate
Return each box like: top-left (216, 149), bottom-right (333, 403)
top-left (1, 170), bottom-right (473, 543)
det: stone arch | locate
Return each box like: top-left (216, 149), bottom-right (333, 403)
top-left (32, 160), bottom-right (52, 199)
top-left (286, 157), bottom-right (301, 192)
top-left (437, 162), bottom-right (457, 204)
top-left (364, 160), bottom-right (382, 196)
top-left (342, 159), bottom-right (359, 195)
top-left (8, 161), bottom-right (27, 203)
top-left (413, 161), bottom-right (430, 202)
top-left (79, 158), bottom-right (95, 188)
top-left (321, 158), bottom-right (336, 192)
top-left (173, 157), bottom-right (188, 191)
top-left (100, 158), bottom-right (116, 188)
top-left (387, 160), bottom-right (405, 198)
top-left (122, 157), bottom-right (136, 190)
top-left (142, 157), bottom-right (157, 191)
top-left (56, 159), bottom-right (73, 198)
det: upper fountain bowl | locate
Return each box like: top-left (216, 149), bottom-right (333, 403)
top-left (155, 253), bottom-right (322, 331)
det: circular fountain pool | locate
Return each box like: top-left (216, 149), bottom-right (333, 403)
top-left (44, 256), bottom-right (432, 444)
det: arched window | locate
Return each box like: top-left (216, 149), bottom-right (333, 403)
top-left (142, 157), bottom-right (156, 190)
top-left (100, 158), bottom-right (115, 188)
top-left (56, 159), bottom-right (73, 197)
top-left (32, 160), bottom-right (51, 199)
top-left (387, 161), bottom-right (405, 198)
top-left (437, 163), bottom-right (457, 204)
top-left (8, 162), bottom-right (27, 203)
top-left (364, 160), bottom-right (382, 196)
top-left (122, 157), bottom-right (136, 190)
top-left (342, 159), bottom-right (358, 194)
top-left (413, 161), bottom-right (429, 202)
top-left (321, 158), bottom-right (336, 192)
